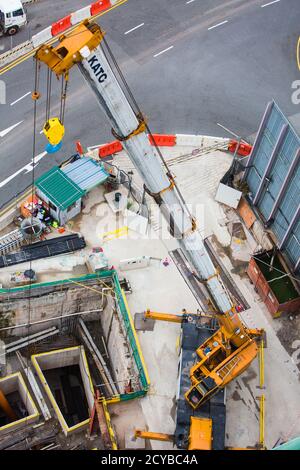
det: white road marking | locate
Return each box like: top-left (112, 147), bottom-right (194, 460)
top-left (0, 121), bottom-right (23, 138)
top-left (153, 46), bottom-right (174, 58)
top-left (10, 91), bottom-right (31, 106)
top-left (0, 152), bottom-right (47, 189)
top-left (186, 0), bottom-right (196, 4)
top-left (208, 20), bottom-right (228, 30)
top-left (261, 0), bottom-right (280, 7)
top-left (124, 23), bottom-right (144, 35)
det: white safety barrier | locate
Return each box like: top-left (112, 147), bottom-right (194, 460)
top-left (176, 134), bottom-right (230, 147)
top-left (32, 26), bottom-right (52, 48)
top-left (1, 1), bottom-right (124, 70)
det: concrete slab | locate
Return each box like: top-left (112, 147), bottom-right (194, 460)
top-left (134, 312), bottom-right (155, 331)
top-left (104, 189), bottom-right (128, 214)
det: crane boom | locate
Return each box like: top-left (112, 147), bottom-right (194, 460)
top-left (80, 47), bottom-right (232, 313)
top-left (36, 21), bottom-right (231, 314)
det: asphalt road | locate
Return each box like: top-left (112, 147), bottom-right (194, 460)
top-left (0, 0), bottom-right (299, 207)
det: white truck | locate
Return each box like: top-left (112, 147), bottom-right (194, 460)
top-left (0, 0), bottom-right (27, 36)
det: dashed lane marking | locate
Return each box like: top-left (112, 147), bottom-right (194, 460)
top-left (0, 152), bottom-right (47, 189)
top-left (10, 91), bottom-right (31, 106)
top-left (261, 0), bottom-right (280, 7)
top-left (208, 20), bottom-right (228, 31)
top-left (153, 46), bottom-right (174, 58)
top-left (0, 121), bottom-right (23, 138)
top-left (124, 23), bottom-right (144, 35)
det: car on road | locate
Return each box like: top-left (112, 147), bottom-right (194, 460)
top-left (0, 0), bottom-right (27, 36)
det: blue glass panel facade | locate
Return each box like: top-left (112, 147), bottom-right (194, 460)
top-left (245, 101), bottom-right (300, 273)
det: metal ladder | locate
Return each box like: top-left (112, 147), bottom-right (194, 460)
top-left (0, 229), bottom-right (24, 254)
top-left (217, 355), bottom-right (241, 381)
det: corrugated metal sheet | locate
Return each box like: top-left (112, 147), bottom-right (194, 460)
top-left (62, 157), bottom-right (108, 191)
top-left (35, 167), bottom-right (85, 211)
top-left (244, 101), bottom-right (300, 273)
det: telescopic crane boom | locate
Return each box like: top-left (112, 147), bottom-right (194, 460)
top-left (34, 20), bottom-right (262, 409)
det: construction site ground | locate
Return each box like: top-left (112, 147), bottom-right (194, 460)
top-left (1, 141), bottom-right (300, 449)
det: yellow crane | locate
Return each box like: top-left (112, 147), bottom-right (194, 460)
top-left (135, 417), bottom-right (213, 451)
top-left (8, 12), bottom-right (264, 450)
top-left (144, 309), bottom-right (263, 409)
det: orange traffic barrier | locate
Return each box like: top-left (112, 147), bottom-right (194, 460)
top-left (98, 140), bottom-right (123, 158)
top-left (238, 142), bottom-right (253, 156)
top-left (91, 0), bottom-right (111, 16)
top-left (51, 15), bottom-right (72, 36)
top-left (149, 134), bottom-right (176, 147)
top-left (76, 141), bottom-right (84, 155)
top-left (228, 140), bottom-right (238, 153)
top-left (228, 140), bottom-right (252, 157)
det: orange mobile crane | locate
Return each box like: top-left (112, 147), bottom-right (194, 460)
top-left (145, 308), bottom-right (262, 409)
top-left (32, 18), bottom-right (263, 448)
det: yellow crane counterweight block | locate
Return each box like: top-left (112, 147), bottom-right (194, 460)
top-left (43, 118), bottom-right (65, 146)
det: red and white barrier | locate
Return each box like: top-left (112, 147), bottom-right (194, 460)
top-left (97, 134), bottom-right (230, 158)
top-left (32, 0), bottom-right (120, 48)
top-left (228, 140), bottom-right (252, 156)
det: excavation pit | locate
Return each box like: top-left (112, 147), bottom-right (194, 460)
top-left (31, 346), bottom-right (94, 436)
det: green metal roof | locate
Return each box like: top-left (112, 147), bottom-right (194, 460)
top-left (35, 166), bottom-right (85, 211)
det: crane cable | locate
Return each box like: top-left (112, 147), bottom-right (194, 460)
top-left (45, 67), bottom-right (52, 123)
top-left (21, 56), bottom-right (40, 449)
top-left (37, 60), bottom-right (68, 127)
top-left (59, 73), bottom-right (69, 125)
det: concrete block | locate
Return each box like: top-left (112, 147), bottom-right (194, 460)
top-left (215, 183), bottom-right (242, 209)
top-left (104, 189), bottom-right (128, 214)
top-left (134, 312), bottom-right (155, 331)
top-left (71, 6), bottom-right (91, 25)
top-left (32, 27), bottom-right (52, 48)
